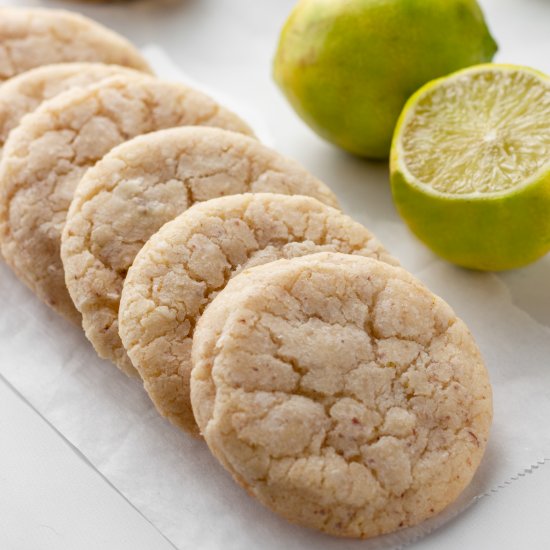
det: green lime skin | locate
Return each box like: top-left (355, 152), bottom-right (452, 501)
top-left (390, 162), bottom-right (550, 272)
top-left (274, 0), bottom-right (497, 159)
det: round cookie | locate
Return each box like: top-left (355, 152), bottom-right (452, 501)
top-left (191, 252), bottom-right (493, 539)
top-left (0, 8), bottom-right (151, 82)
top-left (0, 74), bottom-right (254, 323)
top-left (62, 127), bottom-right (339, 376)
top-left (119, 192), bottom-right (396, 434)
top-left (0, 63), bottom-right (143, 153)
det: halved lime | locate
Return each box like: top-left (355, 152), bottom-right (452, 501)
top-left (391, 64), bottom-right (550, 271)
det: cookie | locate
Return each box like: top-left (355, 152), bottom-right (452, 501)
top-left (0, 62), bottom-right (142, 154)
top-left (119, 192), bottom-right (396, 434)
top-left (0, 8), bottom-right (151, 81)
top-left (61, 126), bottom-right (340, 376)
top-left (0, 74), bottom-right (254, 323)
top-left (190, 252), bottom-right (493, 538)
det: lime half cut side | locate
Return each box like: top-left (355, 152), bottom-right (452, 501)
top-left (391, 64), bottom-right (550, 271)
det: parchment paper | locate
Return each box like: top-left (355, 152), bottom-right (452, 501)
top-left (0, 46), bottom-right (549, 550)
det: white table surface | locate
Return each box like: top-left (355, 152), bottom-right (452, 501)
top-left (0, 0), bottom-right (549, 549)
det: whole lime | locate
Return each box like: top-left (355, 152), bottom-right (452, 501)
top-left (274, 0), bottom-right (498, 159)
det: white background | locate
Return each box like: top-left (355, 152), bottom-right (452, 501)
top-left (0, 1), bottom-right (549, 549)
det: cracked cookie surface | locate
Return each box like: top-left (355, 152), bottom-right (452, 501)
top-left (0, 62), bottom-right (143, 153)
top-left (61, 126), bottom-right (339, 376)
top-left (0, 8), bottom-right (151, 81)
top-left (190, 252), bottom-right (492, 539)
top-left (119, 193), bottom-right (396, 434)
top-left (0, 74), bottom-right (254, 322)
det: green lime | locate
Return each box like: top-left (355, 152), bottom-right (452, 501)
top-left (274, 0), bottom-right (497, 159)
top-left (391, 64), bottom-right (550, 271)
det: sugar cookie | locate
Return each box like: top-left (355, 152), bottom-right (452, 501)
top-left (0, 8), bottom-right (151, 81)
top-left (191, 252), bottom-right (492, 538)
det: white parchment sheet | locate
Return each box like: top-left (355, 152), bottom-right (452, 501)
top-left (1, 47), bottom-right (549, 550)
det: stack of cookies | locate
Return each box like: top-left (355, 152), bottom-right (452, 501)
top-left (0, 8), bottom-right (493, 540)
